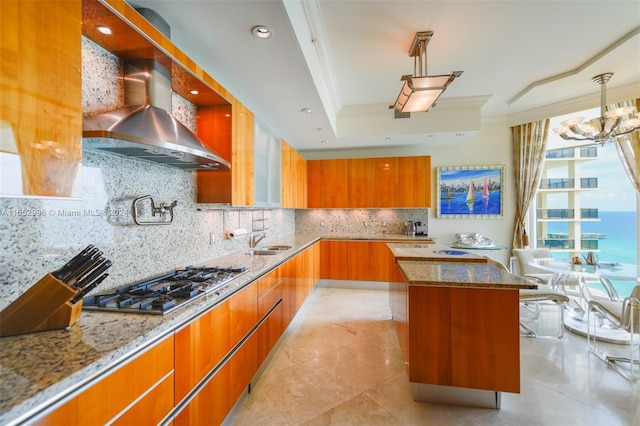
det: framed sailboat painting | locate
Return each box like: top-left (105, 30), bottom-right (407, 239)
top-left (436, 165), bottom-right (505, 218)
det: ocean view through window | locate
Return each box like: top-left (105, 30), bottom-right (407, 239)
top-left (536, 107), bottom-right (638, 297)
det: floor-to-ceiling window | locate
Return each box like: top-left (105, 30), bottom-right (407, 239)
top-left (533, 106), bottom-right (638, 297)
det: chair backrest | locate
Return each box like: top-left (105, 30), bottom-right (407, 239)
top-left (512, 248), bottom-right (553, 275)
top-left (484, 256), bottom-right (510, 272)
top-left (622, 285), bottom-right (640, 332)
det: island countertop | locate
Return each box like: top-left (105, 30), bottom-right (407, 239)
top-left (388, 243), bottom-right (536, 290)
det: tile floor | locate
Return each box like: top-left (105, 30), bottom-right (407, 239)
top-left (228, 286), bottom-right (640, 425)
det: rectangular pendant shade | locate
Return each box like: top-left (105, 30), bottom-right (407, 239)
top-left (393, 75), bottom-right (455, 113)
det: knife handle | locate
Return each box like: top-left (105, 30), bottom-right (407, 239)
top-left (51, 245), bottom-right (94, 281)
top-left (71, 273), bottom-right (109, 303)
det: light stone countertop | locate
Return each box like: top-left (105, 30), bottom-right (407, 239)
top-left (0, 232), bottom-right (438, 425)
top-left (389, 242), bottom-right (536, 290)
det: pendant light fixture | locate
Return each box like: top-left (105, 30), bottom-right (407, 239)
top-left (390, 31), bottom-right (463, 114)
top-left (553, 73), bottom-right (640, 145)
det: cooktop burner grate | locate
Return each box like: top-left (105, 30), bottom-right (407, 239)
top-left (82, 265), bottom-right (248, 315)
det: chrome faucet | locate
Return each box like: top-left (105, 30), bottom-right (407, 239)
top-left (249, 233), bottom-right (266, 248)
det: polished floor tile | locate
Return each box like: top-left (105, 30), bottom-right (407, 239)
top-left (228, 287), bottom-right (640, 425)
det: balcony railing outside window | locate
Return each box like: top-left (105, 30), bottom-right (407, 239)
top-left (538, 238), bottom-right (576, 249)
top-left (540, 178), bottom-right (574, 189)
top-left (546, 149), bottom-right (574, 159)
top-left (580, 177), bottom-right (598, 189)
top-left (580, 208), bottom-right (599, 219)
top-left (580, 146), bottom-right (598, 158)
top-left (537, 208), bottom-right (575, 219)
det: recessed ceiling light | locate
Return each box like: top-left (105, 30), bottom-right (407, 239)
top-left (96, 25), bottom-right (112, 35)
top-left (456, 133), bottom-right (465, 137)
top-left (252, 25), bottom-right (273, 39)
top-left (190, 90), bottom-right (199, 95)
top-left (300, 108), bottom-right (314, 114)
top-left (385, 137), bottom-right (394, 141)
top-left (320, 140), bottom-right (329, 144)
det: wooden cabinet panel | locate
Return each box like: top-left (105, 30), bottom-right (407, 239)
top-left (196, 105), bottom-right (232, 204)
top-left (36, 336), bottom-right (174, 425)
top-left (294, 148), bottom-right (308, 208)
top-left (373, 158), bottom-right (398, 208)
top-left (346, 241), bottom-right (375, 281)
top-left (407, 286), bottom-right (520, 392)
top-left (175, 363), bottom-right (230, 426)
top-left (320, 240), bottom-right (348, 279)
top-left (257, 302), bottom-right (284, 366)
top-left (347, 158), bottom-right (374, 208)
top-left (229, 332), bottom-right (258, 405)
top-left (112, 373), bottom-right (174, 426)
top-left (197, 99), bottom-right (254, 206)
top-left (1, 0), bottom-right (82, 197)
top-left (398, 156), bottom-right (431, 207)
top-left (281, 140), bottom-right (295, 208)
top-left (231, 99), bottom-right (255, 206)
top-left (281, 140), bottom-right (307, 208)
top-left (258, 282), bottom-right (283, 319)
top-left (174, 300), bottom-right (230, 402)
top-left (323, 159), bottom-right (348, 208)
top-left (306, 156), bottom-right (430, 208)
top-left (307, 160), bottom-right (324, 208)
top-left (229, 283), bottom-right (258, 345)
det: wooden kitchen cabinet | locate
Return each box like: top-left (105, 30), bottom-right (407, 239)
top-left (174, 299), bottom-right (231, 402)
top-left (281, 140), bottom-right (307, 208)
top-left (197, 99), bottom-right (254, 205)
top-left (1, 0), bottom-right (82, 197)
top-left (35, 336), bottom-right (175, 425)
top-left (347, 158), bottom-right (375, 207)
top-left (321, 240), bottom-right (426, 282)
top-left (398, 156), bottom-right (431, 207)
top-left (306, 156), bottom-right (431, 208)
top-left (373, 157), bottom-right (399, 208)
top-left (175, 363), bottom-right (230, 426)
top-left (323, 159), bottom-right (349, 208)
top-left (307, 160), bottom-right (324, 208)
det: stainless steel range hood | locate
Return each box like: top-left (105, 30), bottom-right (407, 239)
top-left (83, 59), bottom-right (231, 171)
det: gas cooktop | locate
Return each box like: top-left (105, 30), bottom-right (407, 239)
top-left (82, 265), bottom-right (248, 315)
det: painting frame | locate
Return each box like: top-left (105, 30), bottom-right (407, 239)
top-left (436, 165), bottom-right (505, 219)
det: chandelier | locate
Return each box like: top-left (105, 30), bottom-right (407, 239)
top-left (390, 31), bottom-right (462, 114)
top-left (553, 73), bottom-right (640, 144)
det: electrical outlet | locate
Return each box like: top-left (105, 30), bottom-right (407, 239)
top-left (209, 232), bottom-right (215, 245)
top-left (320, 221), bottom-right (325, 227)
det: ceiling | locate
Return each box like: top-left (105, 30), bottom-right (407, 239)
top-left (127, 0), bottom-right (640, 154)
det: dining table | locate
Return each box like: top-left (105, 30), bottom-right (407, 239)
top-left (528, 258), bottom-right (639, 343)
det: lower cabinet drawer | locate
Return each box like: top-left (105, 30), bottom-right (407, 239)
top-left (111, 372), bottom-right (174, 426)
top-left (174, 363), bottom-right (230, 426)
top-left (35, 336), bottom-right (174, 425)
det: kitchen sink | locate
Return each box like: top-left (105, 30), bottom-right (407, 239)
top-left (265, 245), bottom-right (292, 251)
top-left (244, 249), bottom-right (280, 256)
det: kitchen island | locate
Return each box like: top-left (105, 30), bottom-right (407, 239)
top-left (387, 243), bottom-right (536, 409)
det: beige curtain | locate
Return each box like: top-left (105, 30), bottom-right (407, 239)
top-left (511, 119), bottom-right (550, 249)
top-left (610, 98), bottom-right (640, 194)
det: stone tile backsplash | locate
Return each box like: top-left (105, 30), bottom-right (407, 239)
top-left (295, 209), bottom-right (429, 237)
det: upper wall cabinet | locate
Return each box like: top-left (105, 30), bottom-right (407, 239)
top-left (80, 0), bottom-right (247, 204)
top-left (281, 140), bottom-right (307, 208)
top-left (306, 156), bottom-right (431, 209)
top-left (197, 99), bottom-right (255, 206)
top-left (254, 120), bottom-right (281, 207)
top-left (0, 0), bottom-right (82, 198)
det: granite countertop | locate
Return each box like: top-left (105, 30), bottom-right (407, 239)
top-left (389, 243), bottom-right (536, 290)
top-left (0, 234), bottom-right (320, 425)
top-left (0, 233), bottom-right (503, 424)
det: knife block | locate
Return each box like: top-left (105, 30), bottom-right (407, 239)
top-left (0, 274), bottom-right (83, 337)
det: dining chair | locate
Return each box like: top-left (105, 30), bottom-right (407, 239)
top-left (512, 248), bottom-right (554, 283)
top-left (485, 256), bottom-right (569, 339)
top-left (587, 284), bottom-right (640, 380)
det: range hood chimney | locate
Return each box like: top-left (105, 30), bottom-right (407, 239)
top-left (82, 9), bottom-right (230, 171)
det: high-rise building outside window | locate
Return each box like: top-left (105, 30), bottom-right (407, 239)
top-left (535, 107), bottom-right (638, 297)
